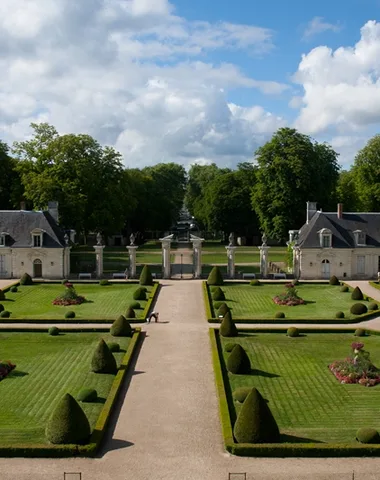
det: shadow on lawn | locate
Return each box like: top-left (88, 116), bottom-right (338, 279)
top-left (8, 370), bottom-right (28, 378)
top-left (280, 433), bottom-right (325, 444)
top-left (248, 369), bottom-right (280, 378)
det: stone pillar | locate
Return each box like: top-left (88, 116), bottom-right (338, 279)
top-left (258, 245), bottom-right (270, 278)
top-left (190, 234), bottom-right (204, 279)
top-left (293, 246), bottom-right (301, 280)
top-left (94, 245), bottom-right (105, 278)
top-left (63, 246), bottom-right (71, 278)
top-left (127, 245), bottom-right (138, 278)
top-left (226, 246), bottom-right (237, 279)
top-left (159, 234), bottom-right (174, 279)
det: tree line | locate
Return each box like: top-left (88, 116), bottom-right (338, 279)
top-left (1, 124), bottom-right (379, 243)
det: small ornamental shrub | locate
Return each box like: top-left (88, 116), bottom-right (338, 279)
top-left (77, 388), bottom-right (97, 403)
top-left (219, 311), bottom-right (238, 337)
top-left (45, 393), bottom-right (91, 445)
top-left (250, 279), bottom-right (261, 286)
top-left (133, 287), bottom-right (147, 301)
top-left (65, 311), bottom-right (75, 319)
top-left (335, 311), bottom-right (345, 319)
top-left (351, 286), bottom-right (364, 300)
top-left (355, 328), bottom-right (366, 337)
top-left (213, 301), bottom-right (223, 310)
top-left (53, 283), bottom-right (86, 306)
top-left (0, 290), bottom-right (5, 301)
top-left (365, 296), bottom-right (370, 301)
top-left (287, 327), bottom-right (299, 337)
top-left (20, 273), bottom-right (33, 285)
top-left (207, 266), bottom-right (224, 286)
top-left (356, 428), bottom-right (380, 444)
top-left (224, 342), bottom-right (236, 353)
top-left (48, 327), bottom-right (60, 336)
top-left (110, 315), bottom-right (133, 337)
top-left (329, 275), bottom-right (340, 285)
top-left (99, 279), bottom-right (110, 286)
top-left (61, 279), bottom-right (68, 285)
top-left (350, 303), bottom-right (367, 315)
top-left (273, 283), bottom-right (305, 306)
top-left (233, 387), bottom-right (253, 403)
top-left (0, 304), bottom-right (4, 313)
top-left (368, 302), bottom-right (378, 311)
top-left (107, 342), bottom-right (120, 352)
top-left (0, 360), bottom-right (16, 380)
top-left (233, 388), bottom-right (280, 444)
top-left (217, 303), bottom-right (230, 317)
top-left (275, 312), bottom-right (285, 319)
top-left (0, 311), bottom-right (10, 318)
top-left (129, 301), bottom-right (141, 309)
top-left (340, 285), bottom-right (349, 292)
top-left (139, 265), bottom-right (154, 286)
top-left (212, 287), bottom-right (225, 301)
top-left (227, 344), bottom-right (251, 374)
top-left (125, 306), bottom-right (136, 318)
top-left (10, 286), bottom-right (18, 293)
top-left (91, 339), bottom-right (117, 374)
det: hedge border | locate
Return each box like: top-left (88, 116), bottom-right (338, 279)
top-left (210, 327), bottom-right (380, 457)
top-left (140, 281), bottom-right (160, 321)
top-left (0, 328), bottom-right (141, 457)
top-left (203, 281), bottom-right (214, 320)
top-left (369, 281), bottom-right (380, 291)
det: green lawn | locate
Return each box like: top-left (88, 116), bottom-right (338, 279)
top-left (217, 283), bottom-right (375, 319)
top-left (220, 332), bottom-right (380, 443)
top-left (3, 284), bottom-right (151, 319)
top-left (202, 251), bottom-right (287, 264)
top-left (0, 331), bottom-right (131, 445)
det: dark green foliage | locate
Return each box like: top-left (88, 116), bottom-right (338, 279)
top-left (275, 312), bottom-right (285, 319)
top-left (139, 265), bottom-right (153, 286)
top-left (207, 266), bottom-right (224, 286)
top-left (20, 273), bottom-right (33, 285)
top-left (91, 339), bottom-right (117, 374)
top-left (110, 315), bottom-right (133, 337)
top-left (368, 302), bottom-right (378, 311)
top-left (356, 428), bottom-right (380, 444)
top-left (99, 279), bottom-right (110, 286)
top-left (48, 327), bottom-right (59, 336)
top-left (107, 342), bottom-right (120, 352)
top-left (125, 307), bottom-right (136, 318)
top-left (45, 393), bottom-right (91, 445)
top-left (250, 279), bottom-right (261, 286)
top-left (77, 388), bottom-right (97, 403)
top-left (217, 303), bottom-right (230, 317)
top-left (233, 387), bottom-right (280, 443)
top-left (133, 287), bottom-right (147, 301)
top-left (212, 287), bottom-right (225, 301)
top-left (350, 303), bottom-right (368, 315)
top-left (0, 290), bottom-right (5, 301)
top-left (10, 286), bottom-right (18, 293)
top-left (233, 387), bottom-right (253, 403)
top-left (340, 285), bottom-right (349, 292)
top-left (224, 342), bottom-right (235, 353)
top-left (219, 311), bottom-right (238, 337)
top-left (227, 344), bottom-right (251, 374)
top-left (129, 301), bottom-right (141, 309)
top-left (287, 327), bottom-right (299, 337)
top-left (0, 304), bottom-right (4, 313)
top-left (213, 301), bottom-right (223, 310)
top-left (355, 328), bottom-right (366, 337)
top-left (61, 279), bottom-right (68, 285)
top-left (351, 286), bottom-right (363, 300)
top-left (65, 311), bottom-right (75, 319)
top-left (0, 311), bottom-right (10, 318)
top-left (329, 275), bottom-right (340, 286)
top-left (335, 311), bottom-right (345, 319)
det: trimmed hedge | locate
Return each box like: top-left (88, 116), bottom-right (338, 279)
top-left (139, 265), bottom-right (153, 286)
top-left (65, 311), bottom-right (75, 319)
top-left (287, 327), bottom-right (299, 337)
top-left (329, 275), bottom-right (340, 286)
top-left (350, 303), bottom-right (368, 315)
top-left (233, 387), bottom-right (252, 403)
top-left (107, 342), bottom-right (120, 352)
top-left (48, 327), bottom-right (60, 336)
top-left (129, 301), bottom-right (141, 310)
top-left (91, 339), bottom-right (117, 374)
top-left (0, 304), bottom-right (4, 313)
top-left (368, 302), bottom-right (378, 311)
top-left (110, 315), bottom-right (133, 337)
top-left (10, 286), bottom-right (18, 293)
top-left (356, 428), bottom-right (380, 444)
top-left (0, 290), bottom-right (5, 301)
top-left (227, 344), bottom-right (251, 374)
top-left (217, 303), bottom-right (230, 317)
top-left (250, 280), bottom-right (261, 286)
top-left (0, 311), bottom-right (10, 318)
top-left (20, 273), bottom-right (33, 286)
top-left (212, 287), bottom-right (225, 301)
top-left (340, 285), bottom-right (349, 292)
top-left (207, 266), bottom-right (224, 286)
top-left (77, 389), bottom-right (98, 403)
top-left (355, 328), bottom-right (366, 337)
top-left (133, 287), bottom-right (147, 301)
top-left (335, 311), bottom-right (345, 319)
top-left (220, 311), bottom-right (238, 337)
top-left (203, 282), bottom-right (214, 319)
top-left (224, 342), bottom-right (236, 353)
top-left (275, 312), bottom-right (285, 319)
top-left (351, 286), bottom-right (364, 300)
top-left (125, 307), bottom-right (136, 319)
top-left (99, 279), bottom-right (110, 286)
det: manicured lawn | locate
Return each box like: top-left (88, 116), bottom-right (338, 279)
top-left (0, 331), bottom-right (131, 445)
top-left (3, 284), bottom-right (151, 319)
top-left (202, 250), bottom-right (287, 264)
top-left (217, 283), bottom-right (375, 319)
top-left (220, 332), bottom-right (380, 443)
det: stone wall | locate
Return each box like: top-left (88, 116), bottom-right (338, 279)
top-left (0, 248), bottom-right (68, 279)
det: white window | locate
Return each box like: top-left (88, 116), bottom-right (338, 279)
top-left (357, 255), bottom-right (365, 275)
top-left (322, 235), bottom-right (331, 248)
top-left (354, 230), bottom-right (366, 246)
top-left (319, 228), bottom-right (332, 248)
top-left (33, 234), bottom-right (42, 247)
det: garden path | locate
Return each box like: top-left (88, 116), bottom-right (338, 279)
top-left (2, 280), bottom-right (380, 479)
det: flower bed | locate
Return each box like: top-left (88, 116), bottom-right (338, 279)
top-left (273, 283), bottom-right (305, 306)
top-left (52, 282), bottom-right (86, 306)
top-left (0, 361), bottom-right (16, 380)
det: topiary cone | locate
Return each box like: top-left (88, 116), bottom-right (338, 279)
top-left (125, 306), bottom-right (136, 318)
top-left (212, 287), bottom-right (225, 301)
top-left (0, 290), bottom-right (5, 301)
top-left (227, 344), bottom-right (251, 374)
top-left (217, 303), bottom-right (230, 317)
top-left (45, 393), bottom-right (91, 444)
top-left (20, 272), bottom-right (33, 285)
top-left (91, 339), bottom-right (117, 373)
top-left (139, 265), bottom-right (153, 286)
top-left (351, 286), bottom-right (363, 301)
top-left (220, 311), bottom-right (238, 337)
top-left (207, 266), bottom-right (224, 286)
top-left (110, 315), bottom-right (133, 337)
top-left (233, 387), bottom-right (280, 443)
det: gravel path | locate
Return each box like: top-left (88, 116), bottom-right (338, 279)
top-left (2, 280), bottom-right (380, 479)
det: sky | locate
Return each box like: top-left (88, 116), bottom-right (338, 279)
top-left (1, 0), bottom-right (380, 169)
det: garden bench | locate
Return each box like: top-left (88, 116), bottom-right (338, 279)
top-left (78, 273), bottom-right (91, 279)
top-left (112, 272), bottom-right (126, 279)
top-left (273, 273), bottom-right (286, 279)
top-left (242, 273), bottom-right (256, 279)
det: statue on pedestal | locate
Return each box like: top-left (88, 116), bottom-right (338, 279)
top-left (228, 232), bottom-right (235, 247)
top-left (96, 232), bottom-right (103, 246)
top-left (129, 233), bottom-right (135, 246)
top-left (261, 232), bottom-right (267, 246)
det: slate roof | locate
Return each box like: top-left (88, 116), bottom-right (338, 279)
top-left (0, 210), bottom-right (66, 248)
top-left (297, 211), bottom-right (380, 248)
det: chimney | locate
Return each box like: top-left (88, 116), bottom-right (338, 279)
top-left (48, 201), bottom-right (59, 224)
top-left (337, 203), bottom-right (343, 219)
top-left (20, 201), bottom-right (26, 211)
top-left (306, 201), bottom-right (317, 224)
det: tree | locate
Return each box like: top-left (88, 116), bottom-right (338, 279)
top-left (336, 170), bottom-right (359, 212)
top-left (251, 128), bottom-right (340, 240)
top-left (351, 135), bottom-right (380, 211)
top-left (0, 140), bottom-right (22, 209)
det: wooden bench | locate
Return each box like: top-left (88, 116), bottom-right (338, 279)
top-left (112, 272), bottom-right (127, 279)
top-left (242, 273), bottom-right (256, 279)
top-left (273, 273), bottom-right (286, 279)
top-left (78, 273), bottom-right (91, 279)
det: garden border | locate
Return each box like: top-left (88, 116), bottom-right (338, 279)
top-left (210, 327), bottom-right (380, 457)
top-left (0, 327), bottom-right (141, 457)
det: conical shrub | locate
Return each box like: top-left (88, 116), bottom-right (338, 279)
top-left (110, 315), bottom-right (133, 337)
top-left (133, 287), bottom-right (147, 301)
top-left (234, 387), bottom-right (280, 443)
top-left (91, 339), bottom-right (117, 373)
top-left (217, 303), bottom-right (230, 317)
top-left (207, 266), bottom-right (224, 286)
top-left (220, 311), bottom-right (238, 337)
top-left (139, 265), bottom-right (153, 286)
top-left (20, 272), bottom-right (33, 285)
top-left (45, 393), bottom-right (91, 444)
top-left (0, 290), bottom-right (5, 301)
top-left (351, 286), bottom-right (363, 300)
top-left (212, 287), bottom-right (225, 301)
top-left (329, 275), bottom-right (340, 285)
top-left (125, 307), bottom-right (136, 318)
top-left (227, 344), bottom-right (251, 374)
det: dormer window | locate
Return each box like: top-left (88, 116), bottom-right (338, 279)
top-left (31, 228), bottom-right (44, 248)
top-left (319, 228), bottom-right (332, 248)
top-left (0, 232), bottom-right (8, 247)
top-left (354, 230), bottom-right (366, 246)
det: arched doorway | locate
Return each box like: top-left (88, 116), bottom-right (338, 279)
top-left (321, 259), bottom-right (330, 279)
top-left (33, 259), bottom-right (42, 278)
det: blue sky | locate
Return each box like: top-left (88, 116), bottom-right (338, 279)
top-left (1, 0), bottom-right (380, 169)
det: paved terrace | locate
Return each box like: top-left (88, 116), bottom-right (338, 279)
top-left (1, 280), bottom-right (380, 479)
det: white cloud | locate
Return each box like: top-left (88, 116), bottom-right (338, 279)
top-left (303, 16), bottom-right (342, 39)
